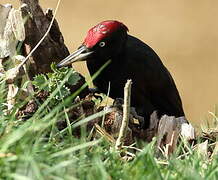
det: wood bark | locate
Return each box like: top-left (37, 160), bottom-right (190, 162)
top-left (20, 0), bottom-right (69, 78)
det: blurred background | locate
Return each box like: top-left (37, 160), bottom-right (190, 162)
top-left (2, 0), bottom-right (218, 127)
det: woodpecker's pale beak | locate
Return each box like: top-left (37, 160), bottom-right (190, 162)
top-left (57, 45), bottom-right (93, 67)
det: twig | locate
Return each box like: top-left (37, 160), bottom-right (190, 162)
top-left (17, 0), bottom-right (62, 71)
top-left (115, 79), bottom-right (132, 150)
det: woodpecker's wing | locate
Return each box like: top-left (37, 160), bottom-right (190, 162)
top-left (125, 35), bottom-right (185, 117)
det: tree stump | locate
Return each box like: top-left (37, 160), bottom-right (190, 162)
top-left (0, 0), bottom-right (89, 111)
top-left (19, 0), bottom-right (69, 78)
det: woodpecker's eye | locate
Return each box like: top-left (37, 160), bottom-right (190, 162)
top-left (99, 41), bottom-right (106, 47)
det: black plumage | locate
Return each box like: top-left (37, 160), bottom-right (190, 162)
top-left (57, 20), bottom-right (185, 128)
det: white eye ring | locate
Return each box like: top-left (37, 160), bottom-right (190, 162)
top-left (99, 41), bottom-right (106, 47)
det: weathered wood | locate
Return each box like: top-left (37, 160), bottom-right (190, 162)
top-left (157, 115), bottom-right (180, 156)
top-left (0, 4), bottom-right (25, 58)
top-left (19, 0), bottom-right (69, 78)
top-left (0, 4), bottom-right (26, 111)
top-left (1, 1), bottom-right (89, 108)
top-left (19, 0), bottom-right (89, 97)
top-left (156, 115), bottom-right (194, 156)
top-left (144, 111), bottom-right (159, 142)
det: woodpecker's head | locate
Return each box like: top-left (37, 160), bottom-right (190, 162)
top-left (57, 20), bottom-right (128, 67)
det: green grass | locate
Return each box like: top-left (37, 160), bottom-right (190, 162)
top-left (0, 75), bottom-right (218, 180)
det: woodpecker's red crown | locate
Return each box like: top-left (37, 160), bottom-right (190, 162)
top-left (83, 20), bottom-right (129, 48)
